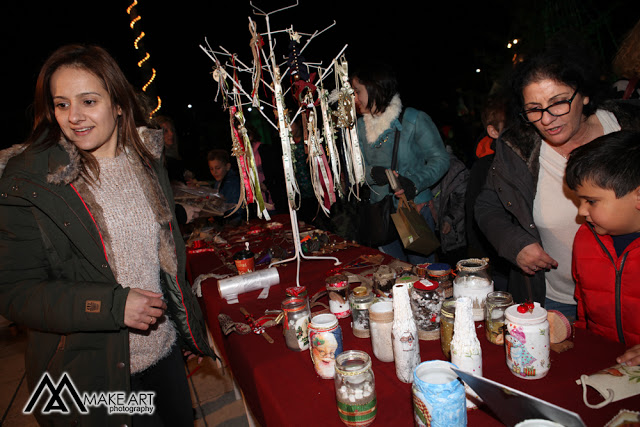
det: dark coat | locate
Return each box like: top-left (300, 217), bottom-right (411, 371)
top-left (474, 100), bottom-right (640, 304)
top-left (0, 129), bottom-right (215, 426)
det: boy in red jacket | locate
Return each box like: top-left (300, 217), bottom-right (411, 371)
top-left (566, 130), bottom-right (640, 366)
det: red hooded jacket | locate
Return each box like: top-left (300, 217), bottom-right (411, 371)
top-left (572, 223), bottom-right (640, 347)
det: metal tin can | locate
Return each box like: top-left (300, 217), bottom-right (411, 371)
top-left (484, 291), bottom-right (513, 345)
top-left (410, 279), bottom-right (444, 341)
top-left (334, 350), bottom-right (377, 427)
top-left (505, 302), bottom-right (550, 379)
top-left (326, 274), bottom-right (351, 318)
top-left (412, 360), bottom-right (466, 427)
top-left (282, 297), bottom-right (311, 351)
top-left (308, 313), bottom-right (343, 379)
top-left (350, 286), bottom-right (374, 338)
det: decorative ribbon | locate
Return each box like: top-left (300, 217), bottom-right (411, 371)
top-left (248, 18), bottom-right (264, 107)
top-left (319, 81), bottom-right (343, 198)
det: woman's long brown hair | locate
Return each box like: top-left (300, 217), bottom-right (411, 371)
top-left (29, 44), bottom-right (153, 182)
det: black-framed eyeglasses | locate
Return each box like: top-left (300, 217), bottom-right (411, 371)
top-left (520, 88), bottom-right (579, 123)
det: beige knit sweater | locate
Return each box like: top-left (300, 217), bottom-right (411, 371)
top-left (92, 152), bottom-right (176, 374)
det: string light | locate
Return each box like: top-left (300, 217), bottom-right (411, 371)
top-left (137, 52), bottom-right (150, 67)
top-left (130, 16), bottom-right (141, 29)
top-left (126, 1), bottom-right (161, 118)
top-left (142, 68), bottom-right (156, 92)
top-left (133, 32), bottom-right (145, 50)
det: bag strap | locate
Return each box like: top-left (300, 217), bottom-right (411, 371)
top-left (623, 77), bottom-right (638, 100)
top-left (390, 109), bottom-right (405, 170)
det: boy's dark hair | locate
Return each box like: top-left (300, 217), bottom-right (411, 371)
top-left (350, 62), bottom-right (399, 115)
top-left (207, 149), bottom-right (230, 164)
top-left (481, 93), bottom-right (507, 129)
top-left (566, 130), bottom-right (640, 198)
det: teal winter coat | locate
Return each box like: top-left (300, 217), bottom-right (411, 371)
top-left (358, 99), bottom-right (449, 206)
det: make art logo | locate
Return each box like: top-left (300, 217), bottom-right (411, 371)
top-left (23, 373), bottom-right (155, 416)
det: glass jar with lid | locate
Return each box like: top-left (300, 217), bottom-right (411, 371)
top-left (334, 350), bottom-right (377, 426)
top-left (350, 286), bottom-right (374, 338)
top-left (453, 258), bottom-right (494, 321)
top-left (505, 302), bottom-right (550, 379)
top-left (440, 300), bottom-right (456, 359)
top-left (281, 297), bottom-right (311, 351)
top-left (426, 263), bottom-right (453, 299)
top-left (484, 291), bottom-right (513, 345)
top-left (410, 279), bottom-right (444, 341)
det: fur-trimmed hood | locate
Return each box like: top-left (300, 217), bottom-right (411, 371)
top-left (0, 127), bottom-right (176, 276)
top-left (362, 94), bottom-right (403, 144)
top-left (499, 99), bottom-right (640, 180)
top-left (0, 127), bottom-right (164, 181)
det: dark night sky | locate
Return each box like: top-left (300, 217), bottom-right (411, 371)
top-left (3, 1), bottom-right (637, 160)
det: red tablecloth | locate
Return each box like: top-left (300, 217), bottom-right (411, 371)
top-left (188, 217), bottom-right (640, 426)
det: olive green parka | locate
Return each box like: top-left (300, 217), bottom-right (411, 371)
top-left (0, 128), bottom-right (216, 426)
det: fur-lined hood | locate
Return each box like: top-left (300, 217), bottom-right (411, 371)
top-left (0, 127), bottom-right (163, 181)
top-left (500, 100), bottom-right (640, 179)
top-left (0, 127), bottom-right (176, 276)
top-left (361, 94), bottom-right (403, 144)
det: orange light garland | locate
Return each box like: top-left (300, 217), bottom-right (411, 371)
top-left (126, 1), bottom-right (161, 118)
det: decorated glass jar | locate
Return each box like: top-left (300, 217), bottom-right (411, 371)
top-left (426, 263), bottom-right (453, 299)
top-left (350, 286), bottom-right (374, 338)
top-left (281, 297), bottom-right (311, 351)
top-left (412, 360), bottom-right (466, 427)
top-left (453, 258), bottom-right (493, 321)
top-left (505, 302), bottom-right (550, 380)
top-left (372, 265), bottom-right (396, 296)
top-left (334, 350), bottom-right (377, 427)
top-left (440, 300), bottom-right (456, 360)
top-left (309, 313), bottom-right (344, 379)
top-left (484, 291), bottom-right (514, 345)
top-left (326, 274), bottom-right (351, 319)
top-left (410, 279), bottom-right (444, 341)
top-left (368, 301), bottom-right (394, 363)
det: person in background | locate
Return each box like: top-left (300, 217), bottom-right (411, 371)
top-left (429, 144), bottom-right (469, 264)
top-left (352, 63), bottom-right (449, 263)
top-left (154, 115), bottom-right (186, 184)
top-left (566, 130), bottom-right (640, 366)
top-left (475, 42), bottom-right (640, 321)
top-left (0, 44), bottom-right (215, 426)
top-left (207, 148), bottom-right (241, 223)
top-left (465, 93), bottom-right (510, 291)
top-left (611, 18), bottom-right (640, 100)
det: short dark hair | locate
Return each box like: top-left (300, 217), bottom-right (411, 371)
top-left (350, 63), bottom-right (398, 114)
top-left (566, 130), bottom-right (640, 198)
top-left (481, 93), bottom-right (507, 129)
top-left (508, 41), bottom-right (604, 122)
top-left (207, 149), bottom-right (230, 164)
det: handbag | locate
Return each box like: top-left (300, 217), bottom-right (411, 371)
top-left (357, 111), bottom-right (404, 248)
top-left (391, 194), bottom-right (441, 256)
top-left (576, 363), bottom-right (640, 408)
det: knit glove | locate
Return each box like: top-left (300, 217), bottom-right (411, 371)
top-left (370, 166), bottom-right (389, 186)
top-left (397, 175), bottom-right (417, 200)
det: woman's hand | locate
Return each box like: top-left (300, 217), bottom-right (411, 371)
top-left (184, 349), bottom-right (204, 365)
top-left (617, 344), bottom-right (640, 367)
top-left (516, 243), bottom-right (558, 275)
top-left (124, 289), bottom-right (167, 330)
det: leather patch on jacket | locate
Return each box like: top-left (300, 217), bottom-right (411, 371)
top-left (85, 300), bottom-right (102, 313)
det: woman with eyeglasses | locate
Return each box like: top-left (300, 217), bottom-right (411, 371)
top-left (474, 44), bottom-right (640, 321)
